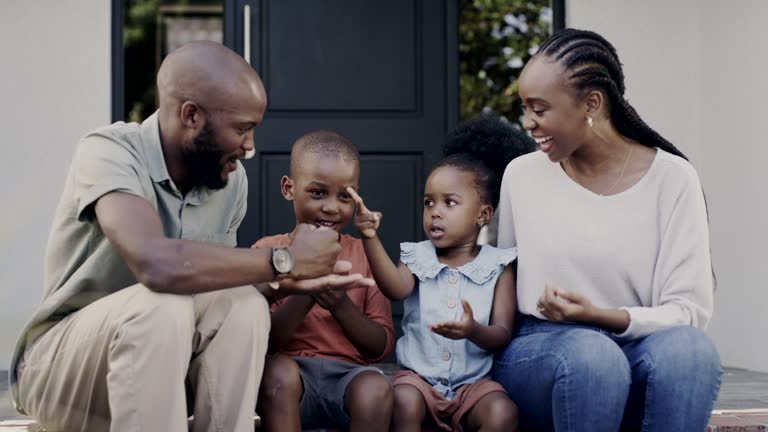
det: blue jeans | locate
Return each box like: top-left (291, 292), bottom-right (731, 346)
top-left (492, 316), bottom-right (721, 432)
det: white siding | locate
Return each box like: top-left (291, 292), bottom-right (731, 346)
top-left (0, 0), bottom-right (111, 363)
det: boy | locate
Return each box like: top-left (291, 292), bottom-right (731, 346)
top-left (254, 130), bottom-right (395, 432)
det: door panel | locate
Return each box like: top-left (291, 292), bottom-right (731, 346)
top-left (266, 1), bottom-right (417, 112)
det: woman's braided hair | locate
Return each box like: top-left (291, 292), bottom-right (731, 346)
top-left (538, 28), bottom-right (687, 160)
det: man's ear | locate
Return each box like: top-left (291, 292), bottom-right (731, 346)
top-left (479, 204), bottom-right (493, 227)
top-left (179, 101), bottom-right (205, 131)
top-left (280, 175), bottom-right (295, 201)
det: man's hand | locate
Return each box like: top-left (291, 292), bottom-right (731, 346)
top-left (288, 224), bottom-right (342, 279)
top-left (346, 187), bottom-right (382, 240)
top-left (271, 261), bottom-right (374, 295)
top-left (430, 299), bottom-right (477, 340)
top-left (536, 284), bottom-right (595, 323)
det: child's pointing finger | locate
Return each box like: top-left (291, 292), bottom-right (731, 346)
top-left (346, 187), bottom-right (369, 213)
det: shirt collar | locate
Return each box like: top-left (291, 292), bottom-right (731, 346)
top-left (141, 111), bottom-right (171, 184)
top-left (140, 111), bottom-right (213, 204)
top-left (415, 241), bottom-right (513, 285)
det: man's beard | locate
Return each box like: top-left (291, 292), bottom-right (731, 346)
top-left (182, 121), bottom-right (229, 190)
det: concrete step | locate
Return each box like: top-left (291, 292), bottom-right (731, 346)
top-left (707, 409), bottom-right (768, 432)
top-left (4, 411), bottom-right (767, 432)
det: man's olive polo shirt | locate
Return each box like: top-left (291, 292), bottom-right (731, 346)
top-left (9, 111), bottom-right (248, 411)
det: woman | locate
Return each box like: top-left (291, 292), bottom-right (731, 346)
top-left (492, 28), bottom-right (721, 432)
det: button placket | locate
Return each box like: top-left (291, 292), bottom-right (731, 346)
top-left (177, 197), bottom-right (187, 238)
top-left (443, 270), bottom-right (460, 316)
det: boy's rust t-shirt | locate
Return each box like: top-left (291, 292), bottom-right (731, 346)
top-left (253, 233), bottom-right (395, 365)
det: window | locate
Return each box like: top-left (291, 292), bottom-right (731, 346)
top-left (459, 0), bottom-right (564, 125)
top-left (113, 0), bottom-right (224, 122)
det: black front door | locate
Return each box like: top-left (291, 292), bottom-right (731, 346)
top-left (224, 0), bottom-right (458, 349)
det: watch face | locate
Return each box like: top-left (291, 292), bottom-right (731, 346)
top-left (273, 248), bottom-right (294, 274)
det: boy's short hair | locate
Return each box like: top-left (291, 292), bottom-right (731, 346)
top-left (289, 130), bottom-right (360, 177)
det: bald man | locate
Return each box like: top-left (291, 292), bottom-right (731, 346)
top-left (9, 41), bottom-right (371, 432)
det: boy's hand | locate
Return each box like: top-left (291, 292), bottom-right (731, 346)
top-left (346, 187), bottom-right (382, 240)
top-left (288, 223), bottom-right (342, 279)
top-left (313, 289), bottom-right (349, 313)
top-left (430, 299), bottom-right (477, 340)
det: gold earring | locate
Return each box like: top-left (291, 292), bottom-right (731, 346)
top-left (587, 116), bottom-right (594, 128)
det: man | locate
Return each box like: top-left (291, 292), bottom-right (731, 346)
top-left (9, 41), bottom-right (371, 432)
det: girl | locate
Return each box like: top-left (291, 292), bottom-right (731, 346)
top-left (492, 28), bottom-right (720, 432)
top-left (347, 118), bottom-right (532, 432)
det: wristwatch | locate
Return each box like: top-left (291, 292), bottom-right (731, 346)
top-left (271, 247), bottom-right (294, 277)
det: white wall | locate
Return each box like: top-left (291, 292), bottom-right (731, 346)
top-left (568, 0), bottom-right (768, 372)
top-left (0, 0), bottom-right (111, 363)
top-left (698, 1), bottom-right (768, 373)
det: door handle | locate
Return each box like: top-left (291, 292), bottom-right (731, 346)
top-left (243, 3), bottom-right (255, 160)
top-left (243, 4), bottom-right (251, 65)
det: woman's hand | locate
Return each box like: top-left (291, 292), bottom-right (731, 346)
top-left (536, 284), bottom-right (596, 323)
top-left (431, 299), bottom-right (477, 340)
top-left (346, 187), bottom-right (383, 239)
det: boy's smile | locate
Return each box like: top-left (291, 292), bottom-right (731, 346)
top-left (282, 155), bottom-right (359, 233)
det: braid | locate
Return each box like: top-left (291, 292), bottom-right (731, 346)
top-left (613, 97), bottom-right (687, 160)
top-left (538, 29), bottom-right (688, 160)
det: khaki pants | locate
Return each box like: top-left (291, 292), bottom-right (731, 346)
top-left (17, 284), bottom-right (270, 432)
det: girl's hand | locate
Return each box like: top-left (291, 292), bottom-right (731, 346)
top-left (346, 187), bottom-right (383, 239)
top-left (431, 299), bottom-right (477, 340)
top-left (536, 284), bottom-right (595, 323)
